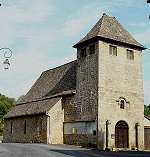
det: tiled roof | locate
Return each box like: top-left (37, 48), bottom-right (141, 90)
top-left (73, 13), bottom-right (146, 50)
top-left (18, 60), bottom-right (77, 104)
top-left (4, 97), bottom-right (61, 119)
top-left (4, 61), bottom-right (77, 118)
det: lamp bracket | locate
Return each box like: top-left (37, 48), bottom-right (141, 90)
top-left (0, 48), bottom-right (12, 58)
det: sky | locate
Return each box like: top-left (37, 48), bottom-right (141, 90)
top-left (0, 0), bottom-right (149, 105)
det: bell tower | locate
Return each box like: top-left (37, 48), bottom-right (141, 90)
top-left (73, 13), bottom-right (146, 150)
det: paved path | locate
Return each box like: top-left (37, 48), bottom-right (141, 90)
top-left (0, 143), bottom-right (150, 157)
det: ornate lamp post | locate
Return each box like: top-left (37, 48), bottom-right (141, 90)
top-left (0, 48), bottom-right (12, 70)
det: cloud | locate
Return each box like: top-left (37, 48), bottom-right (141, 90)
top-left (1, 0), bottom-right (56, 23)
top-left (59, 54), bottom-right (76, 65)
top-left (0, 78), bottom-right (35, 99)
top-left (0, 0), bottom-right (57, 46)
top-left (64, 3), bottom-right (109, 37)
top-left (144, 81), bottom-right (150, 105)
top-left (130, 22), bottom-right (147, 27)
top-left (134, 29), bottom-right (150, 45)
top-left (63, 0), bottom-right (139, 37)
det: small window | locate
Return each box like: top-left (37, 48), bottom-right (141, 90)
top-left (89, 44), bottom-right (95, 55)
top-left (38, 120), bottom-right (42, 136)
top-left (109, 45), bottom-right (117, 56)
top-left (81, 48), bottom-right (86, 58)
top-left (93, 130), bottom-right (96, 135)
top-left (24, 120), bottom-right (26, 134)
top-left (10, 121), bottom-right (13, 134)
top-left (120, 99), bottom-right (125, 109)
top-left (127, 50), bottom-right (134, 60)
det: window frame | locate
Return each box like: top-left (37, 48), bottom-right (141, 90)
top-left (89, 44), bottom-right (95, 55)
top-left (109, 45), bottom-right (117, 56)
top-left (120, 99), bottom-right (125, 109)
top-left (80, 48), bottom-right (86, 58)
top-left (127, 49), bottom-right (134, 60)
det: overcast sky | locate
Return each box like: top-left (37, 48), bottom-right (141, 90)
top-left (0, 0), bottom-right (150, 105)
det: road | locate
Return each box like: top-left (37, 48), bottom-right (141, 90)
top-left (0, 143), bottom-right (150, 157)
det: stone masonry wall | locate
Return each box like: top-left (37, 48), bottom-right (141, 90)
top-left (3, 115), bottom-right (47, 143)
top-left (63, 95), bottom-right (76, 122)
top-left (97, 41), bottom-right (144, 150)
top-left (75, 42), bottom-right (99, 121)
top-left (47, 99), bottom-right (64, 144)
top-left (3, 99), bottom-right (64, 144)
top-left (63, 42), bottom-right (100, 146)
top-left (64, 134), bottom-right (97, 147)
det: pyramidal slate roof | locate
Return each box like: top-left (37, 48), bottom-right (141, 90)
top-left (73, 13), bottom-right (146, 50)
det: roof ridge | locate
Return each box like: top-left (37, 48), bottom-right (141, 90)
top-left (43, 60), bottom-right (76, 73)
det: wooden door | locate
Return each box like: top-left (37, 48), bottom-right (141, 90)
top-left (144, 127), bottom-right (150, 150)
top-left (115, 121), bottom-right (129, 148)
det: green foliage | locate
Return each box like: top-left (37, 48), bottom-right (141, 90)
top-left (0, 94), bottom-right (16, 135)
top-left (144, 104), bottom-right (150, 118)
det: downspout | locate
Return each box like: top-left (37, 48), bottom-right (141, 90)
top-left (135, 122), bottom-right (139, 150)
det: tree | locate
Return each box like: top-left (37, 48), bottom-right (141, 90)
top-left (0, 94), bottom-right (16, 135)
top-left (144, 104), bottom-right (150, 118)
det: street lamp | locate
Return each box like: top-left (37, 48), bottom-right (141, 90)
top-left (0, 48), bottom-right (12, 70)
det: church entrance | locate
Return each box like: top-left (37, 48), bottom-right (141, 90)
top-left (115, 120), bottom-right (129, 148)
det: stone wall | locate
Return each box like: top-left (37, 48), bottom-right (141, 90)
top-left (64, 134), bottom-right (97, 147)
top-left (75, 42), bottom-right (99, 121)
top-left (63, 95), bottom-right (76, 122)
top-left (64, 121), bottom-right (97, 147)
top-left (47, 98), bottom-right (64, 144)
top-left (3, 115), bottom-right (47, 143)
top-left (3, 98), bottom-right (64, 144)
top-left (62, 42), bottom-right (99, 147)
top-left (97, 41), bottom-right (144, 150)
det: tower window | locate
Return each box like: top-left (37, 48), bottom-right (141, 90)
top-left (89, 44), bottom-right (95, 55)
top-left (109, 45), bottom-right (117, 56)
top-left (81, 48), bottom-right (86, 58)
top-left (127, 50), bottom-right (134, 60)
top-left (120, 99), bottom-right (125, 109)
top-left (10, 121), bottom-right (13, 134)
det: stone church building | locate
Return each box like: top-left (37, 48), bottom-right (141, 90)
top-left (3, 14), bottom-right (149, 150)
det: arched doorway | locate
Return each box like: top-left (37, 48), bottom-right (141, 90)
top-left (115, 120), bottom-right (129, 148)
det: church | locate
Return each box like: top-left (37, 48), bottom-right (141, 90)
top-left (3, 13), bottom-right (149, 150)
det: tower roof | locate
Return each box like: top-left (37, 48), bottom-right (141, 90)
top-left (73, 13), bottom-right (146, 50)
